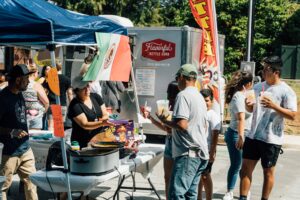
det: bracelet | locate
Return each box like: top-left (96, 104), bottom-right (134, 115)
top-left (9, 129), bottom-right (14, 138)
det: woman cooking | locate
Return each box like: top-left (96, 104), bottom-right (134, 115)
top-left (68, 76), bottom-right (112, 148)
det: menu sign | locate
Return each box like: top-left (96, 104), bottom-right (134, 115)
top-left (142, 39), bottom-right (175, 61)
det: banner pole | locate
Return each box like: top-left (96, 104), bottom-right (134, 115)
top-left (211, 0), bottom-right (224, 127)
top-left (48, 45), bottom-right (72, 200)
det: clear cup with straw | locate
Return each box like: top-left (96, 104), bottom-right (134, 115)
top-left (156, 100), bottom-right (169, 116)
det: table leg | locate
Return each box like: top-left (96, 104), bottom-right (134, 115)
top-left (120, 176), bottom-right (162, 200)
top-left (147, 178), bottom-right (161, 200)
top-left (113, 175), bottom-right (126, 200)
top-left (130, 171), bottom-right (136, 192)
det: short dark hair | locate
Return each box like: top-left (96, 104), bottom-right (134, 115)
top-left (201, 88), bottom-right (213, 100)
top-left (262, 55), bottom-right (282, 75)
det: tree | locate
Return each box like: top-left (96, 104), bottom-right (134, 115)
top-left (52, 0), bottom-right (106, 15)
top-left (121, 0), bottom-right (164, 26)
top-left (160, 0), bottom-right (196, 27)
top-left (216, 0), bottom-right (249, 74)
top-left (215, 0), bottom-right (297, 74)
top-left (278, 4), bottom-right (300, 45)
top-left (51, 0), bottom-right (299, 76)
top-left (252, 0), bottom-right (296, 66)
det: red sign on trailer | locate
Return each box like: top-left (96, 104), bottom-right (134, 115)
top-left (142, 39), bottom-right (176, 61)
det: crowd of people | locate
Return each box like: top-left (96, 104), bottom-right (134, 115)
top-left (141, 55), bottom-right (297, 200)
top-left (0, 55), bottom-right (297, 200)
top-left (0, 56), bottom-right (125, 199)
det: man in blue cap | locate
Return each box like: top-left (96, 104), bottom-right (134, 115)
top-left (0, 64), bottom-right (38, 200)
top-left (157, 63), bottom-right (209, 200)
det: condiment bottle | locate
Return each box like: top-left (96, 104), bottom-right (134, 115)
top-left (71, 141), bottom-right (80, 151)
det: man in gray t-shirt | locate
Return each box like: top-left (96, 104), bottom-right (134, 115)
top-left (158, 64), bottom-right (208, 200)
top-left (239, 56), bottom-right (298, 200)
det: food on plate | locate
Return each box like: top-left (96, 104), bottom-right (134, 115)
top-left (89, 126), bottom-right (116, 143)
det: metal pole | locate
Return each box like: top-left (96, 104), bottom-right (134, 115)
top-left (128, 34), bottom-right (144, 143)
top-left (48, 44), bottom-right (72, 200)
top-left (246, 0), bottom-right (254, 61)
top-left (130, 66), bottom-right (144, 143)
top-left (211, 0), bottom-right (223, 127)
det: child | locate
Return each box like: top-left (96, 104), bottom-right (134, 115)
top-left (199, 88), bottom-right (221, 200)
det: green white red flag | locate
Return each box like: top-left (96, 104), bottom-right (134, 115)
top-left (83, 32), bottom-right (132, 82)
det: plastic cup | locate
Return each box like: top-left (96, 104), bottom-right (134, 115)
top-left (156, 100), bottom-right (169, 115)
top-left (245, 90), bottom-right (256, 104)
top-left (140, 106), bottom-right (152, 118)
top-left (166, 111), bottom-right (173, 121)
top-left (260, 91), bottom-right (273, 101)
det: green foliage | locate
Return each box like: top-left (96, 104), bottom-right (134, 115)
top-left (51, 0), bottom-right (299, 76)
top-left (278, 4), bottom-right (300, 45)
top-left (121, 0), bottom-right (164, 26)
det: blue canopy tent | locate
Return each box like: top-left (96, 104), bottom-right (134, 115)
top-left (0, 0), bottom-right (127, 46)
top-left (0, 1), bottom-right (128, 199)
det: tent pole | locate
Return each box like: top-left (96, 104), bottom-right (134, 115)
top-left (130, 66), bottom-right (144, 143)
top-left (48, 44), bottom-right (72, 200)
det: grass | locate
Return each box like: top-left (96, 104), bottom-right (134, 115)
top-left (283, 79), bottom-right (300, 135)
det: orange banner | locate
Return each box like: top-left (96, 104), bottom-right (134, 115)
top-left (47, 67), bottom-right (60, 96)
top-left (51, 105), bottom-right (64, 138)
top-left (189, 0), bottom-right (220, 102)
top-left (189, 0), bottom-right (217, 67)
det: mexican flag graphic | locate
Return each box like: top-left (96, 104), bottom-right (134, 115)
top-left (83, 32), bottom-right (132, 82)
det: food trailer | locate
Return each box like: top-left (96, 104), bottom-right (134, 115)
top-left (61, 26), bottom-right (225, 136)
top-left (118, 26), bottom-right (225, 135)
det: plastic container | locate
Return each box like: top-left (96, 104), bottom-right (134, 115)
top-left (156, 100), bottom-right (169, 115)
top-left (71, 141), bottom-right (80, 151)
top-left (0, 143), bottom-right (3, 164)
top-left (245, 90), bottom-right (256, 104)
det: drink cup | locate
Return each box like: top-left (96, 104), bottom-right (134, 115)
top-left (166, 111), bottom-right (173, 121)
top-left (260, 91), bottom-right (273, 102)
top-left (245, 90), bottom-right (256, 104)
top-left (140, 106), bottom-right (152, 118)
top-left (156, 100), bottom-right (169, 115)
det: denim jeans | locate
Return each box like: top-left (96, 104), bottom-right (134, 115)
top-left (168, 155), bottom-right (208, 200)
top-left (225, 127), bottom-right (242, 190)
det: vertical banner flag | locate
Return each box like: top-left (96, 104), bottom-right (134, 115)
top-left (189, 0), bottom-right (220, 102)
top-left (51, 105), bottom-right (64, 138)
top-left (83, 32), bottom-right (132, 82)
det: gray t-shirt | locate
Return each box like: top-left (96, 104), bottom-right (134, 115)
top-left (207, 109), bottom-right (221, 150)
top-left (229, 91), bottom-right (253, 135)
top-left (248, 81), bottom-right (297, 145)
top-left (172, 86), bottom-right (209, 159)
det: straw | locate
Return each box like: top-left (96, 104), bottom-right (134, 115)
top-left (262, 83), bottom-right (265, 94)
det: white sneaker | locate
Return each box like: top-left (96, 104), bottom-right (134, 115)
top-left (223, 191), bottom-right (233, 200)
top-left (247, 191), bottom-right (251, 200)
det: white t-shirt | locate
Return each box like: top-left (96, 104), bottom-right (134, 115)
top-left (172, 86), bottom-right (209, 159)
top-left (229, 91), bottom-right (253, 135)
top-left (247, 81), bottom-right (297, 145)
top-left (206, 109), bottom-right (221, 150)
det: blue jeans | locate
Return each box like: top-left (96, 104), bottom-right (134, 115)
top-left (168, 155), bottom-right (208, 200)
top-left (225, 127), bottom-right (242, 190)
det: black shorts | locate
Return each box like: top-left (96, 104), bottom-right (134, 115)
top-left (202, 162), bottom-right (213, 175)
top-left (243, 137), bottom-right (282, 168)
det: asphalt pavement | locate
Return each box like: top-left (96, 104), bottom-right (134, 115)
top-left (7, 135), bottom-right (300, 200)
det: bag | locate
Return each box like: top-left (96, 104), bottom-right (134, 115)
top-left (46, 141), bottom-right (70, 171)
